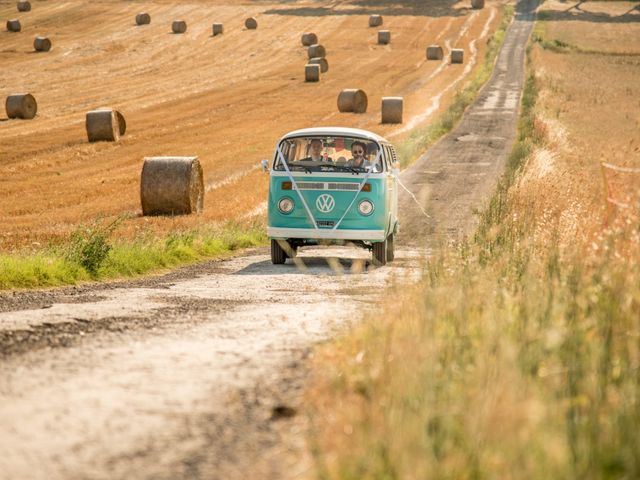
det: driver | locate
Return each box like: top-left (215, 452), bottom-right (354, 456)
top-left (300, 138), bottom-right (331, 162)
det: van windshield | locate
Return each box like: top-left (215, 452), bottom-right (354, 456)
top-left (273, 136), bottom-right (383, 173)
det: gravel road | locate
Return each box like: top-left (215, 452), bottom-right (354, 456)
top-left (0, 1), bottom-right (537, 478)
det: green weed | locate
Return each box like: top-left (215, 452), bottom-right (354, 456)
top-left (0, 219), bottom-right (267, 290)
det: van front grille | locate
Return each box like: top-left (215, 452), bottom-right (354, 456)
top-left (294, 182), bottom-right (361, 191)
top-left (296, 182), bottom-right (325, 190)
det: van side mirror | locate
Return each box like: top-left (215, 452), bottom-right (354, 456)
top-left (260, 159), bottom-right (269, 173)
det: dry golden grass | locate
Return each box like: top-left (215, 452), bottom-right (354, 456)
top-left (305, 3), bottom-right (640, 478)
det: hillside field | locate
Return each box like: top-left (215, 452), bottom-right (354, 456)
top-left (1, 0), bottom-right (501, 250)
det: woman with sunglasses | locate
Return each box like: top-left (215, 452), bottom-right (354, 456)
top-left (348, 140), bottom-right (371, 169)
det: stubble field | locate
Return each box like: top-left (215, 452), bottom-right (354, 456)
top-left (0, 0), bottom-right (501, 251)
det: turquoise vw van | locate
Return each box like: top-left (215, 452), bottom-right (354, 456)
top-left (262, 127), bottom-right (399, 266)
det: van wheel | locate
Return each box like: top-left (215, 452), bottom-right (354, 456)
top-left (372, 239), bottom-right (387, 266)
top-left (271, 239), bottom-right (286, 264)
top-left (386, 233), bottom-right (395, 262)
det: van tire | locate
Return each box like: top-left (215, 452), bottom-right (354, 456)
top-left (372, 239), bottom-right (387, 266)
top-left (386, 233), bottom-right (395, 262)
top-left (271, 239), bottom-right (287, 264)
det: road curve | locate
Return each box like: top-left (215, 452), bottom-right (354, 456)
top-left (0, 1), bottom-right (537, 479)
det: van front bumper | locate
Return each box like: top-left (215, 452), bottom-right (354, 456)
top-left (267, 227), bottom-right (386, 241)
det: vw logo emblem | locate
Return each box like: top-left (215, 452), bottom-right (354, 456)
top-left (316, 194), bottom-right (335, 213)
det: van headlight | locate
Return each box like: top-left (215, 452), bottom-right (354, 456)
top-left (358, 200), bottom-right (374, 216)
top-left (278, 197), bottom-right (294, 214)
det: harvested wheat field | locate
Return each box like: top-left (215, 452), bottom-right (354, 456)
top-left (522, 0), bottom-right (640, 242)
top-left (0, 0), bottom-right (502, 250)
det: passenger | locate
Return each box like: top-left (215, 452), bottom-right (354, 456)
top-left (348, 141), bottom-right (370, 169)
top-left (366, 143), bottom-right (382, 172)
top-left (301, 138), bottom-right (329, 162)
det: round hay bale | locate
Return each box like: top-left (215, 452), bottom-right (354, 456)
top-left (135, 13), bottom-right (151, 25)
top-left (309, 56), bottom-right (328, 73)
top-left (33, 35), bottom-right (51, 52)
top-left (305, 64), bottom-right (320, 82)
top-left (337, 89), bottom-right (368, 114)
top-left (451, 48), bottom-right (464, 64)
top-left (7, 19), bottom-right (21, 32)
top-left (212, 23), bottom-right (223, 36)
top-left (245, 17), bottom-right (257, 29)
top-left (307, 43), bottom-right (326, 59)
top-left (17, 1), bottom-right (31, 12)
top-left (381, 97), bottom-right (403, 124)
top-left (95, 107), bottom-right (126, 136)
top-left (140, 156), bottom-right (204, 216)
top-left (6, 93), bottom-right (37, 119)
top-left (86, 109), bottom-right (120, 142)
top-left (426, 44), bottom-right (443, 60)
top-left (378, 30), bottom-right (391, 45)
top-left (172, 20), bottom-right (187, 34)
top-left (301, 32), bottom-right (318, 47)
top-left (369, 14), bottom-right (383, 27)
top-left (115, 110), bottom-right (126, 136)
top-left (471, 0), bottom-right (485, 9)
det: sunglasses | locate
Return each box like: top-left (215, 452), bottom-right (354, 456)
top-left (352, 150), bottom-right (364, 155)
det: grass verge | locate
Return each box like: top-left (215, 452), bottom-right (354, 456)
top-left (0, 218), bottom-right (267, 290)
top-left (396, 4), bottom-right (514, 167)
top-left (307, 36), bottom-right (640, 480)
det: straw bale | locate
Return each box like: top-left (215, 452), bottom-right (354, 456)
top-left (301, 32), bottom-right (317, 47)
top-left (381, 97), bottom-right (403, 124)
top-left (307, 44), bottom-right (326, 59)
top-left (140, 156), bottom-right (204, 216)
top-left (426, 45), bottom-right (443, 60)
top-left (6, 93), bottom-right (37, 119)
top-left (245, 17), bottom-right (257, 29)
top-left (172, 20), bottom-right (187, 34)
top-left (7, 19), bottom-right (21, 32)
top-left (451, 48), bottom-right (464, 64)
top-left (17, 1), bottom-right (30, 12)
top-left (369, 15), bottom-right (383, 27)
top-left (115, 110), bottom-right (126, 136)
top-left (212, 23), bottom-right (223, 36)
top-left (86, 109), bottom-right (119, 142)
top-left (309, 56), bottom-right (328, 73)
top-left (337, 89), bottom-right (368, 114)
top-left (136, 13), bottom-right (151, 25)
top-left (305, 64), bottom-right (320, 82)
top-left (33, 36), bottom-right (51, 52)
top-left (95, 107), bottom-right (126, 136)
top-left (378, 30), bottom-right (390, 45)
top-left (471, 0), bottom-right (485, 9)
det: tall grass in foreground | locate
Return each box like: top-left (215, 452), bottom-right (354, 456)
top-left (308, 47), bottom-right (640, 480)
top-left (0, 219), bottom-right (267, 289)
top-left (397, 5), bottom-right (514, 168)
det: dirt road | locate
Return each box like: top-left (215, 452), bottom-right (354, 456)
top-left (0, 0), bottom-right (537, 478)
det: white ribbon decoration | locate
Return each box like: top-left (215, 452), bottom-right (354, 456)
top-left (276, 144), bottom-right (319, 230)
top-left (332, 148), bottom-right (383, 231)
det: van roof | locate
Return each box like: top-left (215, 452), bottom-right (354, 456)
top-left (280, 127), bottom-right (390, 144)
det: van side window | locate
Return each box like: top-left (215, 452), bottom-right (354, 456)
top-left (384, 145), bottom-right (393, 171)
top-left (388, 146), bottom-right (399, 170)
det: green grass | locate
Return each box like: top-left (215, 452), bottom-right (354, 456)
top-left (0, 219), bottom-right (267, 290)
top-left (308, 26), bottom-right (640, 480)
top-left (397, 5), bottom-right (514, 168)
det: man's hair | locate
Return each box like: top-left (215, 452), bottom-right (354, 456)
top-left (351, 140), bottom-right (366, 152)
top-left (309, 138), bottom-right (323, 146)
